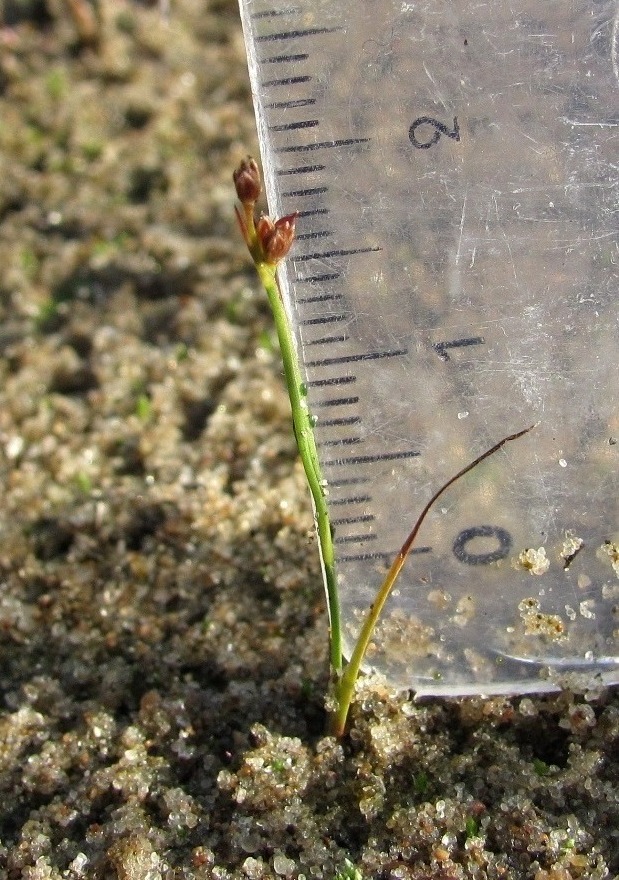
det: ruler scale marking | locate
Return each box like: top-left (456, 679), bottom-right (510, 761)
top-left (311, 397), bottom-right (359, 407)
top-left (305, 336), bottom-right (349, 347)
top-left (262, 53), bottom-right (309, 63)
top-left (329, 495), bottom-right (371, 506)
top-left (282, 186), bottom-right (328, 197)
top-left (306, 349), bottom-right (408, 368)
top-left (255, 26), bottom-right (344, 42)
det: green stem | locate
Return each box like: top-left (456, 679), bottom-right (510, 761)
top-left (328, 424), bottom-right (535, 737)
top-left (256, 262), bottom-right (342, 674)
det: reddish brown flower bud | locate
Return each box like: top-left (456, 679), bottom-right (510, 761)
top-left (255, 214), bottom-right (274, 242)
top-left (233, 157), bottom-right (261, 205)
top-left (256, 212), bottom-right (298, 265)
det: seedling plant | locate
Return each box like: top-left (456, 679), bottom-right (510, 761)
top-left (233, 157), bottom-right (532, 737)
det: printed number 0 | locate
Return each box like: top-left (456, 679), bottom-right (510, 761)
top-left (409, 116), bottom-right (460, 149)
top-left (452, 525), bottom-right (512, 565)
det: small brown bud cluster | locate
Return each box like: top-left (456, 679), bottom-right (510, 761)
top-left (233, 156), bottom-right (297, 266)
top-left (256, 214), bottom-right (298, 264)
top-left (233, 157), bottom-right (261, 205)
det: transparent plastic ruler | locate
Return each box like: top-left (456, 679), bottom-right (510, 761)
top-left (237, 0), bottom-right (619, 696)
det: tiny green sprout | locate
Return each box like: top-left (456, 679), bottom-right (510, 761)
top-left (269, 757), bottom-right (287, 774)
top-left (334, 859), bottom-right (363, 880)
top-left (81, 140), bottom-right (104, 162)
top-left (465, 816), bottom-right (480, 839)
top-left (533, 758), bottom-right (550, 777)
top-left (414, 771), bottom-right (429, 796)
top-left (35, 298), bottom-right (61, 333)
top-left (20, 247), bottom-right (39, 280)
top-left (175, 343), bottom-right (189, 362)
top-left (74, 472), bottom-right (93, 494)
top-left (234, 156), bottom-right (534, 737)
top-left (135, 393), bottom-right (153, 423)
top-left (45, 68), bottom-right (67, 101)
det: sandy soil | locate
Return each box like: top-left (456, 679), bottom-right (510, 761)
top-left (0, 2), bottom-right (617, 878)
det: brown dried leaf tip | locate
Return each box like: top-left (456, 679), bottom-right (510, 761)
top-left (233, 156), bottom-right (297, 267)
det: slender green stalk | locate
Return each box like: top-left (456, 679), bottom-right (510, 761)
top-left (232, 158), bottom-right (342, 673)
top-left (255, 261), bottom-right (342, 673)
top-left (234, 156), bottom-right (534, 739)
top-left (328, 424), bottom-right (535, 737)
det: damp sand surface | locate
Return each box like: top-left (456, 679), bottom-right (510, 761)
top-left (0, 2), bottom-right (617, 878)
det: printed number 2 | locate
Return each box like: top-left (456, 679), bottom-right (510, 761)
top-left (409, 116), bottom-right (460, 149)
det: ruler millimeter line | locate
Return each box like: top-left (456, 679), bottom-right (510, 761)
top-left (329, 495), bottom-right (371, 506)
top-left (282, 186), bottom-right (328, 196)
top-left (293, 246), bottom-right (382, 262)
top-left (339, 547), bottom-right (432, 565)
top-left (266, 98), bottom-right (316, 109)
top-left (319, 416), bottom-right (361, 427)
top-left (306, 349), bottom-right (408, 368)
top-left (304, 336), bottom-right (349, 347)
top-left (276, 138), bottom-right (369, 153)
top-left (255, 26), bottom-right (344, 42)
top-left (324, 450), bottom-right (420, 468)
top-left (296, 273), bottom-right (341, 283)
top-left (334, 533), bottom-right (377, 545)
top-left (311, 397), bottom-right (359, 407)
top-left (250, 8), bottom-right (301, 20)
top-left (262, 75), bottom-right (311, 86)
top-left (306, 376), bottom-right (356, 388)
top-left (262, 53), bottom-right (309, 63)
